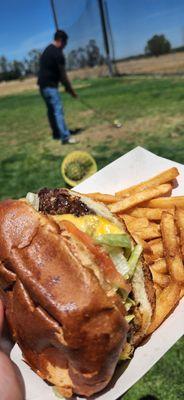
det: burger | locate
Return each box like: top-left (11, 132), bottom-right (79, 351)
top-left (0, 188), bottom-right (155, 398)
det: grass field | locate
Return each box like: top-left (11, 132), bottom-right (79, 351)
top-left (0, 76), bottom-right (184, 399)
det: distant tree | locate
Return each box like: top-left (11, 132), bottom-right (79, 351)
top-left (76, 47), bottom-right (87, 68)
top-left (66, 39), bottom-right (104, 70)
top-left (0, 56), bottom-right (24, 81)
top-left (10, 60), bottom-right (25, 79)
top-left (145, 34), bottom-right (171, 57)
top-left (86, 39), bottom-right (101, 67)
top-left (25, 49), bottom-right (41, 75)
top-left (0, 56), bottom-right (9, 73)
top-left (0, 50), bottom-right (41, 81)
top-left (66, 50), bottom-right (78, 70)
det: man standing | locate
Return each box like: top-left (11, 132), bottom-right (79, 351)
top-left (38, 30), bottom-right (78, 144)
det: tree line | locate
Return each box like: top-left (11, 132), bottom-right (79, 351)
top-left (0, 39), bottom-right (105, 82)
top-left (0, 50), bottom-right (41, 82)
top-left (0, 35), bottom-right (174, 82)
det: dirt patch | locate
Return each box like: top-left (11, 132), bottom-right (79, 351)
top-left (74, 83), bottom-right (91, 90)
top-left (0, 77), bottom-right (37, 97)
top-left (79, 124), bottom-right (125, 141)
top-left (79, 110), bottom-right (94, 117)
top-left (0, 79), bottom-right (91, 97)
top-left (73, 114), bottom-right (184, 145)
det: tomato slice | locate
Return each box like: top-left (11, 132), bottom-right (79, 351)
top-left (61, 220), bottom-right (131, 293)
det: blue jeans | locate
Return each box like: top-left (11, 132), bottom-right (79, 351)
top-left (40, 87), bottom-right (70, 142)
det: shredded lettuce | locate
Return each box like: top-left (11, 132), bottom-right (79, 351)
top-left (95, 233), bottom-right (131, 249)
top-left (125, 314), bottom-right (135, 323)
top-left (125, 297), bottom-right (135, 311)
top-left (118, 288), bottom-right (129, 300)
top-left (119, 342), bottom-right (134, 361)
top-left (109, 249), bottom-right (130, 279)
top-left (127, 244), bottom-right (143, 278)
top-left (109, 244), bottom-right (142, 282)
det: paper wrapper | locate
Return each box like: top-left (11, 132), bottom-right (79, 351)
top-left (11, 147), bottom-right (184, 400)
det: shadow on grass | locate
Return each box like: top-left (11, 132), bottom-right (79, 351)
top-left (0, 150), bottom-right (66, 199)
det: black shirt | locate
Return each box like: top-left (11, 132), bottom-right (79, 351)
top-left (38, 44), bottom-right (66, 88)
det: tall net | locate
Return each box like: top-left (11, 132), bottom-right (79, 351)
top-left (52, 0), bottom-right (184, 76)
top-left (52, 0), bottom-right (111, 76)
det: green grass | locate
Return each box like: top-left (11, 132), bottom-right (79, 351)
top-left (123, 338), bottom-right (184, 400)
top-left (0, 76), bottom-right (184, 399)
top-left (1, 77), bottom-right (184, 199)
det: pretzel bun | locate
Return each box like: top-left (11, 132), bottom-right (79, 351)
top-left (0, 199), bottom-right (128, 397)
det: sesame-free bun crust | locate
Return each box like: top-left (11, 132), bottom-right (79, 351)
top-left (0, 200), bottom-right (128, 397)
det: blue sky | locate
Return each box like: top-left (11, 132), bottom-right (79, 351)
top-left (0, 0), bottom-right (183, 61)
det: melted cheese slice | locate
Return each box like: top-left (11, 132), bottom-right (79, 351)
top-left (53, 214), bottom-right (123, 237)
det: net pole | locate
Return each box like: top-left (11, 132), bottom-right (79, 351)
top-left (104, 0), bottom-right (119, 75)
top-left (97, 0), bottom-right (114, 76)
top-left (50, 0), bottom-right (59, 30)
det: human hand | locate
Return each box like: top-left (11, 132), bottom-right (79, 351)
top-left (70, 89), bottom-right (78, 98)
top-left (0, 300), bottom-right (25, 400)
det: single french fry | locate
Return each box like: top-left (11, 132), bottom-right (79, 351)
top-left (121, 215), bottom-right (161, 240)
top-left (151, 259), bottom-right (168, 274)
top-left (147, 282), bottom-right (180, 334)
top-left (120, 217), bottom-right (150, 249)
top-left (144, 253), bottom-right (154, 265)
top-left (150, 268), bottom-right (170, 288)
top-left (121, 215), bottom-right (149, 230)
top-left (116, 167), bottom-right (179, 197)
top-left (136, 226), bottom-right (161, 240)
top-left (109, 184), bottom-right (172, 213)
top-left (119, 219), bottom-right (152, 254)
top-left (130, 234), bottom-right (152, 252)
top-left (180, 287), bottom-right (184, 299)
top-left (143, 197), bottom-right (184, 209)
top-left (175, 208), bottom-right (184, 261)
top-left (148, 238), bottom-right (164, 260)
top-left (127, 207), bottom-right (174, 220)
top-left (161, 212), bottom-right (184, 283)
top-left (84, 193), bottom-right (119, 204)
top-left (154, 283), bottom-right (162, 298)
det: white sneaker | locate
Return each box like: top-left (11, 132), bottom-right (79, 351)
top-left (62, 137), bottom-right (78, 145)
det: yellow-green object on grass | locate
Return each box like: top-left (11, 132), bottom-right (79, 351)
top-left (61, 151), bottom-right (97, 187)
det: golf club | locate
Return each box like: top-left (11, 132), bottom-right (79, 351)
top-left (78, 97), bottom-right (122, 128)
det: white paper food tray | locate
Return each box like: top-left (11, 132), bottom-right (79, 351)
top-left (11, 147), bottom-right (184, 400)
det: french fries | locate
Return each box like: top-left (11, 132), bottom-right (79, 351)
top-left (151, 259), bottom-right (168, 274)
top-left (147, 282), bottom-right (180, 334)
top-left (180, 286), bottom-right (184, 299)
top-left (154, 283), bottom-right (162, 298)
top-left (116, 167), bottom-right (178, 197)
top-left (175, 208), bottom-right (184, 261)
top-left (161, 212), bottom-right (184, 283)
top-left (150, 269), bottom-right (170, 288)
top-left (143, 196), bottom-right (184, 209)
top-left (130, 234), bottom-right (152, 251)
top-left (86, 166), bottom-right (184, 337)
top-left (127, 207), bottom-right (174, 220)
top-left (109, 184), bottom-right (172, 213)
top-left (122, 215), bottom-right (161, 240)
top-left (84, 192), bottom-right (119, 204)
top-left (148, 238), bottom-right (164, 260)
